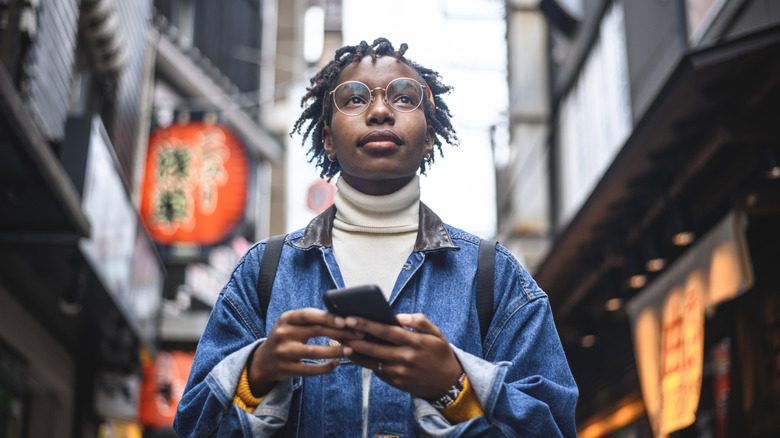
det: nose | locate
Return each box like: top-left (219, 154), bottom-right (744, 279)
top-left (366, 88), bottom-right (394, 124)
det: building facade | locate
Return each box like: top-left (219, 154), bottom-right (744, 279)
top-left (0, 0), bottom-right (288, 435)
top-left (502, 0), bottom-right (780, 436)
top-left (0, 0), bottom-right (163, 435)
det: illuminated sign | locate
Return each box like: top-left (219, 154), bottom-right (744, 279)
top-left (627, 211), bottom-right (753, 437)
top-left (139, 350), bottom-right (195, 428)
top-left (141, 122), bottom-right (249, 245)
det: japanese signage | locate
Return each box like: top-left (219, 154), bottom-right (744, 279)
top-left (627, 211), bottom-right (753, 437)
top-left (141, 122), bottom-right (249, 245)
top-left (139, 350), bottom-right (195, 428)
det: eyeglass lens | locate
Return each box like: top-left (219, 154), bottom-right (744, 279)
top-left (332, 78), bottom-right (424, 115)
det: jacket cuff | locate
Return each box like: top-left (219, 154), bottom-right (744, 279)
top-left (233, 366), bottom-right (265, 413)
top-left (413, 345), bottom-right (508, 436)
top-left (440, 375), bottom-right (484, 423)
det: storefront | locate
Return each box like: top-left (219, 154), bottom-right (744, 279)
top-left (533, 21), bottom-right (780, 438)
top-left (0, 82), bottom-right (165, 436)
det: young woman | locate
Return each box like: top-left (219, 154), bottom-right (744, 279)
top-left (175, 38), bottom-right (578, 437)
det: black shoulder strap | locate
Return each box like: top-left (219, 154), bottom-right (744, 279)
top-left (257, 234), bottom-right (287, 318)
top-left (476, 239), bottom-right (497, 342)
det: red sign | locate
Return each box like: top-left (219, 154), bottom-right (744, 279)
top-left (307, 180), bottom-right (335, 214)
top-left (138, 350), bottom-right (195, 428)
top-left (140, 122), bottom-right (249, 245)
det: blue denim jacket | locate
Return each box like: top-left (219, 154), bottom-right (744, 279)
top-left (175, 204), bottom-right (578, 437)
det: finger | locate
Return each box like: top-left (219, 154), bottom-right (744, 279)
top-left (295, 326), bottom-right (364, 342)
top-left (276, 344), bottom-right (352, 361)
top-left (396, 313), bottom-right (443, 336)
top-left (279, 308), bottom-right (346, 328)
top-left (346, 351), bottom-right (372, 368)
top-left (272, 322), bottom-right (358, 343)
top-left (341, 337), bottom-right (397, 359)
top-left (330, 330), bottom-right (365, 343)
top-left (344, 316), bottom-right (405, 345)
top-left (347, 351), bottom-right (384, 374)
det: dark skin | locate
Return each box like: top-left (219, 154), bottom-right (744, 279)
top-left (248, 56), bottom-right (462, 400)
top-left (322, 56), bottom-right (435, 195)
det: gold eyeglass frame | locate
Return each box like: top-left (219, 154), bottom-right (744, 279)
top-left (329, 77), bottom-right (427, 116)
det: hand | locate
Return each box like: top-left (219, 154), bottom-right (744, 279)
top-left (247, 308), bottom-right (361, 396)
top-left (340, 313), bottom-right (463, 400)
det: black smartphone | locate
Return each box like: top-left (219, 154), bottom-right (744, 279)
top-left (322, 285), bottom-right (400, 345)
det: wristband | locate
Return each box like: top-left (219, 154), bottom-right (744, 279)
top-left (429, 372), bottom-right (467, 410)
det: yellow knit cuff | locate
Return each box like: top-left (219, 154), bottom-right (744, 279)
top-left (440, 375), bottom-right (485, 423)
top-left (233, 366), bottom-right (265, 414)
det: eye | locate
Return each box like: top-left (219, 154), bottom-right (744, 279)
top-left (394, 95), bottom-right (413, 105)
top-left (346, 95), bottom-right (367, 106)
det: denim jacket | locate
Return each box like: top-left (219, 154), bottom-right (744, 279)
top-left (174, 204), bottom-right (578, 437)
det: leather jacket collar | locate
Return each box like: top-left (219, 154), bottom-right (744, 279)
top-left (291, 202), bottom-right (458, 252)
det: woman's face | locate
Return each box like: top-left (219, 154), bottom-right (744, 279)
top-left (323, 56), bottom-right (434, 196)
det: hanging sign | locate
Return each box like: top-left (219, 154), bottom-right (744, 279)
top-left (626, 211), bottom-right (753, 437)
top-left (141, 122), bottom-right (249, 245)
top-left (138, 350), bottom-right (195, 428)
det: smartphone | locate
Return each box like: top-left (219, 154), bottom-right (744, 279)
top-left (322, 285), bottom-right (400, 345)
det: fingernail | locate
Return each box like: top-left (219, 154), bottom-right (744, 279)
top-left (333, 316), bottom-right (345, 326)
top-left (345, 317), bottom-right (357, 327)
top-left (342, 346), bottom-right (353, 355)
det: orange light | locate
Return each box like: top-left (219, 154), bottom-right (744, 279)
top-left (629, 273), bottom-right (647, 289)
top-left (605, 297), bottom-right (623, 312)
top-left (580, 334), bottom-right (596, 348)
top-left (646, 257), bottom-right (666, 273)
top-left (672, 231), bottom-right (695, 247)
top-left (578, 398), bottom-right (646, 438)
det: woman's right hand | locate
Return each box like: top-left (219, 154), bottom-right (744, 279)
top-left (247, 308), bottom-right (359, 396)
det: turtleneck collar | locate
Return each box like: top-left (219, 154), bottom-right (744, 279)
top-left (333, 176), bottom-right (420, 233)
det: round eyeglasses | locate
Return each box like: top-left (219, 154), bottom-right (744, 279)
top-left (330, 77), bottom-right (427, 116)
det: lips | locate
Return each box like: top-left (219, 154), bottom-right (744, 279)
top-left (358, 130), bottom-right (403, 147)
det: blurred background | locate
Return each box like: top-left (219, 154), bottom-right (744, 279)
top-left (0, 0), bottom-right (778, 436)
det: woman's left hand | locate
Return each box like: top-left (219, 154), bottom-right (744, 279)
top-left (339, 313), bottom-right (462, 400)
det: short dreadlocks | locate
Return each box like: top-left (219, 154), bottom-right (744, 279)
top-left (290, 38), bottom-right (459, 180)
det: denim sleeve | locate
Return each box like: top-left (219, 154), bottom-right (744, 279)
top-left (173, 243), bottom-right (293, 437)
top-left (415, 254), bottom-right (578, 437)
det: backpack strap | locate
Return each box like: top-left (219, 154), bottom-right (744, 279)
top-left (476, 239), bottom-right (497, 342)
top-left (257, 234), bottom-right (287, 319)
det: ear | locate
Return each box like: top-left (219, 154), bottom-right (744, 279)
top-left (322, 122), bottom-right (335, 159)
top-left (424, 124), bottom-right (435, 157)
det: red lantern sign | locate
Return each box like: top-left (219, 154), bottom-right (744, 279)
top-left (140, 122), bottom-right (249, 245)
top-left (138, 350), bottom-right (195, 428)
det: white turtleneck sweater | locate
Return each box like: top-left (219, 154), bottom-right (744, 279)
top-left (332, 176), bottom-right (420, 300)
top-left (332, 176), bottom-right (422, 438)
